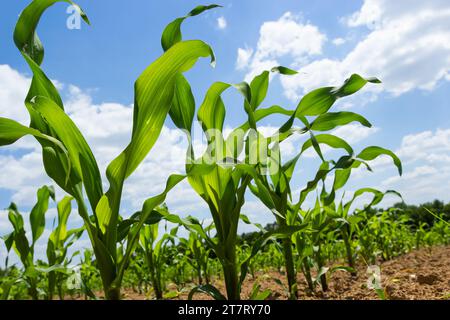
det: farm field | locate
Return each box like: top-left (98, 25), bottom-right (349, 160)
top-left (119, 245), bottom-right (450, 300)
top-left (59, 245), bottom-right (450, 300)
top-left (1, 0), bottom-right (450, 305)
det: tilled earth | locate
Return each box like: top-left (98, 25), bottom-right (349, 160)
top-left (82, 246), bottom-right (450, 300)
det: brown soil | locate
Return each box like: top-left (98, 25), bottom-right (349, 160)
top-left (70, 246), bottom-right (450, 300)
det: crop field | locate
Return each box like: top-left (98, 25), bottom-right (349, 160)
top-left (0, 1), bottom-right (449, 303)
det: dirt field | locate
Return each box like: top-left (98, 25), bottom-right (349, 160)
top-left (88, 246), bottom-right (450, 300)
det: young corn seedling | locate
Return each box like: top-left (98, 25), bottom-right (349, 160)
top-left (46, 196), bottom-right (84, 299)
top-left (3, 186), bottom-right (82, 300)
top-left (138, 220), bottom-right (178, 299)
top-left (0, 1), bottom-right (218, 299)
top-left (179, 224), bottom-right (214, 285)
top-left (325, 188), bottom-right (403, 276)
top-left (2, 186), bottom-right (55, 300)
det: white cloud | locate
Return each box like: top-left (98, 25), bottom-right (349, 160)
top-left (236, 12), bottom-right (327, 81)
top-left (0, 65), bottom-right (30, 123)
top-left (217, 16), bottom-right (227, 29)
top-left (332, 37), bottom-right (346, 46)
top-left (382, 165), bottom-right (437, 186)
top-left (236, 47), bottom-right (254, 70)
top-left (331, 123), bottom-right (379, 144)
top-left (0, 210), bottom-right (9, 234)
top-left (280, 0), bottom-right (450, 101)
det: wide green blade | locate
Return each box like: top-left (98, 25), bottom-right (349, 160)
top-left (161, 4), bottom-right (221, 51)
top-left (357, 146), bottom-right (402, 175)
top-left (31, 96), bottom-right (104, 212)
top-left (29, 185), bottom-right (55, 245)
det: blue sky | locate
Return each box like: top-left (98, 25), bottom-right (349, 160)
top-left (1, 0), bottom-right (450, 263)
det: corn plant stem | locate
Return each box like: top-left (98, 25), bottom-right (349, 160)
top-left (146, 251), bottom-right (163, 299)
top-left (48, 271), bottom-right (56, 300)
top-left (197, 265), bottom-right (203, 285)
top-left (28, 277), bottom-right (38, 300)
top-left (220, 223), bottom-right (240, 300)
top-left (57, 280), bottom-right (64, 300)
top-left (72, 186), bottom-right (120, 300)
top-left (275, 211), bottom-right (298, 300)
top-left (219, 175), bottom-right (252, 300)
top-left (302, 260), bottom-right (314, 292)
top-left (222, 248), bottom-right (240, 300)
top-left (342, 228), bottom-right (357, 276)
top-left (281, 237), bottom-right (298, 300)
top-left (316, 245), bottom-right (328, 291)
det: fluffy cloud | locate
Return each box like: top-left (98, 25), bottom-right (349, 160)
top-left (332, 37), bottom-right (346, 46)
top-left (280, 0), bottom-right (450, 101)
top-left (0, 65), bottom-right (31, 123)
top-left (236, 47), bottom-right (254, 70)
top-left (332, 123), bottom-right (380, 145)
top-left (217, 16), bottom-right (227, 29)
top-left (236, 12), bottom-right (327, 81)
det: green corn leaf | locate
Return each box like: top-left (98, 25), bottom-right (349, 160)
top-left (239, 224), bottom-right (308, 288)
top-left (279, 74), bottom-right (380, 133)
top-left (237, 105), bottom-right (293, 131)
top-left (116, 174), bottom-right (186, 284)
top-left (357, 146), bottom-right (402, 175)
top-left (169, 74), bottom-right (196, 132)
top-left (31, 96), bottom-right (103, 211)
top-left (13, 0), bottom-right (90, 206)
top-left (14, 0), bottom-right (89, 65)
top-left (344, 188), bottom-right (402, 215)
top-left (0, 117), bottom-right (66, 153)
top-left (198, 82), bottom-right (230, 134)
top-left (271, 66), bottom-right (298, 75)
top-left (97, 40), bottom-right (214, 256)
top-left (48, 196), bottom-right (73, 254)
top-left (7, 206), bottom-right (31, 265)
top-left (331, 168), bottom-right (352, 195)
top-left (299, 74), bottom-right (380, 117)
top-left (282, 153), bottom-right (302, 182)
top-left (30, 185), bottom-right (55, 245)
top-left (3, 232), bottom-right (14, 253)
top-left (161, 4), bottom-right (221, 51)
top-left (188, 284), bottom-right (226, 300)
top-left (301, 134), bottom-right (354, 156)
top-left (249, 71), bottom-right (269, 110)
top-left (239, 214), bottom-right (265, 231)
top-left (234, 82), bottom-right (252, 105)
top-left (311, 111), bottom-right (372, 131)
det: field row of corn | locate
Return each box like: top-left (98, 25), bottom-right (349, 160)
top-left (2, 194), bottom-right (449, 300)
top-left (0, 1), bottom-right (449, 300)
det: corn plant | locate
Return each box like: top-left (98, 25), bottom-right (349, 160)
top-left (179, 224), bottom-right (214, 285)
top-left (138, 220), bottom-right (178, 299)
top-left (176, 83), bottom-right (307, 300)
top-left (325, 188), bottom-right (402, 275)
top-left (0, 0), bottom-right (218, 299)
top-left (2, 186), bottom-right (55, 299)
top-left (46, 196), bottom-right (84, 299)
top-left (245, 70), bottom-right (402, 298)
top-left (3, 185), bottom-right (81, 299)
top-left (78, 249), bottom-right (100, 300)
